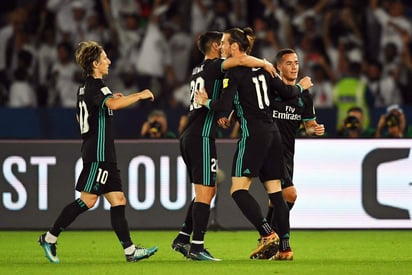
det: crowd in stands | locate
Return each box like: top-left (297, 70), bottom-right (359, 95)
top-left (1, 0), bottom-right (412, 138)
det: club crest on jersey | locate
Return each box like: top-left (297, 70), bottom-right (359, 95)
top-left (223, 78), bottom-right (229, 88)
top-left (101, 86), bottom-right (112, 95)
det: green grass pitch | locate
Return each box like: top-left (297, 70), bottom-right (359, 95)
top-left (0, 230), bottom-right (411, 275)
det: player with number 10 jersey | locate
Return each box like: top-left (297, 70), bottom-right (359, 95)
top-left (77, 77), bottom-right (117, 163)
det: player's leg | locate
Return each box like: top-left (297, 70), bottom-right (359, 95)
top-left (186, 137), bottom-right (220, 261)
top-left (103, 163), bottom-right (157, 262)
top-left (231, 177), bottom-right (278, 259)
top-left (258, 133), bottom-right (290, 260)
top-left (172, 137), bottom-right (194, 256)
top-left (38, 196), bottom-right (91, 263)
top-left (38, 163), bottom-right (98, 263)
top-left (261, 193), bottom-right (297, 260)
top-left (265, 179), bottom-right (292, 259)
top-left (268, 185), bottom-right (297, 232)
top-left (262, 136), bottom-right (293, 261)
top-left (231, 135), bottom-right (278, 258)
top-left (172, 198), bottom-right (194, 256)
top-left (105, 191), bottom-right (157, 262)
top-left (281, 149), bottom-right (297, 211)
top-left (231, 176), bottom-right (267, 232)
top-left (266, 147), bottom-right (297, 232)
top-left (187, 184), bottom-right (219, 261)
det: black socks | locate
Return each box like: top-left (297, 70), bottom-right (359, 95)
top-left (110, 205), bottom-right (132, 249)
top-left (49, 198), bottom-right (89, 237)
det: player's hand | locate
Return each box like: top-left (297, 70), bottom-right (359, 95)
top-left (313, 124), bottom-right (325, 136)
top-left (194, 88), bottom-right (209, 106)
top-left (298, 76), bottom-right (314, 90)
top-left (139, 89), bottom-right (155, 101)
top-left (306, 123), bottom-right (325, 136)
top-left (263, 59), bottom-right (277, 78)
top-left (217, 117), bottom-right (231, 128)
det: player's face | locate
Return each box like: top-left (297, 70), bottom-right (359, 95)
top-left (220, 33), bottom-right (232, 58)
top-left (216, 41), bottom-right (222, 58)
top-left (278, 53), bottom-right (299, 83)
top-left (94, 50), bottom-right (111, 77)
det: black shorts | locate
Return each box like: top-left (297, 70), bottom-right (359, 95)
top-left (282, 149), bottom-right (294, 189)
top-left (180, 135), bottom-right (217, 186)
top-left (259, 130), bottom-right (285, 182)
top-left (232, 131), bottom-right (284, 181)
top-left (76, 162), bottom-right (122, 195)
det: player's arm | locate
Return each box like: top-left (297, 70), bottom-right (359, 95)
top-left (271, 76), bottom-right (313, 99)
top-left (195, 74), bottom-right (237, 112)
top-left (105, 89), bottom-right (154, 110)
top-left (195, 87), bottom-right (234, 112)
top-left (222, 55), bottom-right (276, 77)
top-left (301, 92), bottom-right (324, 136)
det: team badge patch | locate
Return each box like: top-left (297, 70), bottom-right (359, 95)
top-left (223, 78), bottom-right (229, 88)
top-left (101, 86), bottom-right (112, 95)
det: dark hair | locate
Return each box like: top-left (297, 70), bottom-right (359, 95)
top-left (224, 27), bottom-right (255, 53)
top-left (197, 31), bottom-right (222, 55)
top-left (368, 59), bottom-right (383, 72)
top-left (57, 41), bottom-right (73, 54)
top-left (244, 27), bottom-right (256, 54)
top-left (348, 61), bottom-right (362, 76)
top-left (13, 68), bottom-right (28, 80)
top-left (75, 41), bottom-right (103, 76)
top-left (17, 49), bottom-right (33, 67)
top-left (347, 106), bottom-right (363, 114)
top-left (275, 48), bottom-right (296, 65)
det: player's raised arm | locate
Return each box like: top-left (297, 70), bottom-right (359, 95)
top-left (223, 55), bottom-right (276, 77)
top-left (105, 89), bottom-right (154, 110)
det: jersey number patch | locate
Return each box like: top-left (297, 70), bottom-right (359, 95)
top-left (190, 76), bottom-right (205, 111)
top-left (78, 100), bottom-right (90, 134)
top-left (96, 168), bottom-right (108, 184)
top-left (252, 74), bottom-right (270, 109)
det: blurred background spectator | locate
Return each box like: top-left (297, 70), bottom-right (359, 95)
top-left (140, 109), bottom-right (176, 138)
top-left (374, 104), bottom-right (411, 137)
top-left (1, 0), bottom-right (412, 138)
top-left (337, 106), bottom-right (376, 138)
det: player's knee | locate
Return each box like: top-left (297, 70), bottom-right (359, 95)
top-left (82, 196), bottom-right (98, 208)
top-left (283, 187), bottom-right (297, 203)
top-left (288, 192), bottom-right (297, 203)
top-left (194, 185), bottom-right (216, 203)
top-left (112, 194), bottom-right (127, 206)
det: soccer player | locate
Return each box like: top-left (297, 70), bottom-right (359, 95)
top-left (195, 27), bottom-right (313, 259)
top-left (265, 48), bottom-right (325, 260)
top-left (38, 41), bottom-right (158, 263)
top-left (172, 30), bottom-right (278, 261)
